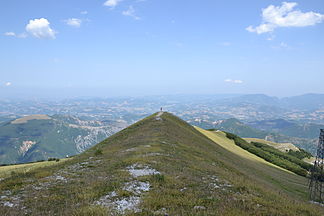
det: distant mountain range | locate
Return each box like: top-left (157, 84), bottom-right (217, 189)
top-left (247, 119), bottom-right (324, 139)
top-left (1, 93), bottom-right (324, 163)
top-left (219, 93), bottom-right (324, 110)
top-left (0, 114), bottom-right (127, 164)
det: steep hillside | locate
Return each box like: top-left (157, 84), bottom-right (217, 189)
top-left (0, 112), bottom-right (322, 215)
top-left (0, 115), bottom-right (126, 164)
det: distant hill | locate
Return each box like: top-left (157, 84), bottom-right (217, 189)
top-left (210, 118), bottom-right (319, 155)
top-left (210, 118), bottom-right (268, 138)
top-left (0, 112), bottom-right (322, 215)
top-left (0, 115), bottom-right (126, 164)
top-left (247, 119), bottom-right (324, 139)
top-left (281, 93), bottom-right (324, 110)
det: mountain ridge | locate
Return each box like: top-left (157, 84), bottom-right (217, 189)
top-left (0, 112), bottom-right (322, 215)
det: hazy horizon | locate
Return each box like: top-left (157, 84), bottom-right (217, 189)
top-left (1, 86), bottom-right (324, 100)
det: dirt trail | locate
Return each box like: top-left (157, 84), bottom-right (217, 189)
top-left (155, 112), bottom-right (164, 121)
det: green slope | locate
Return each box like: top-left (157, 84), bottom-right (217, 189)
top-left (0, 115), bottom-right (124, 164)
top-left (0, 112), bottom-right (323, 215)
top-left (195, 128), bottom-right (291, 172)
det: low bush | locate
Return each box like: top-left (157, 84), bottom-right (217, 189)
top-left (287, 149), bottom-right (313, 159)
top-left (94, 149), bottom-right (103, 156)
top-left (225, 132), bottom-right (308, 177)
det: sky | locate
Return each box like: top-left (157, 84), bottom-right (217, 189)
top-left (0, 0), bottom-right (324, 98)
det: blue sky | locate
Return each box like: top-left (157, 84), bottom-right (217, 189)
top-left (0, 0), bottom-right (324, 98)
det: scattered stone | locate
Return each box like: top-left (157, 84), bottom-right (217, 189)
top-left (125, 147), bottom-right (138, 152)
top-left (310, 201), bottom-right (324, 207)
top-left (194, 206), bottom-right (206, 210)
top-left (3, 201), bottom-right (14, 208)
top-left (80, 162), bottom-right (89, 166)
top-left (94, 191), bottom-right (117, 207)
top-left (154, 207), bottom-right (168, 215)
top-left (123, 181), bottom-right (150, 195)
top-left (127, 164), bottom-right (160, 177)
top-left (205, 175), bottom-right (232, 190)
top-left (209, 183), bottom-right (221, 189)
top-left (180, 187), bottom-right (187, 192)
top-left (94, 192), bottom-right (141, 214)
top-left (114, 196), bottom-right (141, 213)
top-left (54, 175), bottom-right (67, 181)
top-left (144, 152), bottom-right (164, 157)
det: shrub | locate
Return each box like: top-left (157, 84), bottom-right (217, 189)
top-left (94, 149), bottom-right (103, 156)
top-left (287, 149), bottom-right (313, 159)
top-left (152, 174), bottom-right (165, 182)
top-left (224, 132), bottom-right (309, 177)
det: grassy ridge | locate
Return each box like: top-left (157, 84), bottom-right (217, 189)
top-left (0, 112), bottom-right (323, 215)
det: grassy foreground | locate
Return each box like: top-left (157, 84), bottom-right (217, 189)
top-left (0, 112), bottom-right (323, 215)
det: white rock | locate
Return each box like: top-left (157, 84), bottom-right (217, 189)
top-left (127, 164), bottom-right (160, 178)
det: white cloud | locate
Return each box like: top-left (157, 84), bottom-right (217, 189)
top-left (26, 18), bottom-right (56, 39)
top-left (225, 79), bottom-right (243, 84)
top-left (4, 32), bottom-right (16, 37)
top-left (104, 0), bottom-right (122, 8)
top-left (5, 82), bottom-right (12, 87)
top-left (122, 6), bottom-right (140, 20)
top-left (81, 11), bottom-right (88, 15)
top-left (4, 32), bottom-right (27, 38)
top-left (64, 18), bottom-right (82, 28)
top-left (247, 2), bottom-right (324, 34)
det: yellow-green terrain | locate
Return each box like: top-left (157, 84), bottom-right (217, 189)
top-left (0, 112), bottom-right (323, 215)
top-left (0, 159), bottom-right (70, 179)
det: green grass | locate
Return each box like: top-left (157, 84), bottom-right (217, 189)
top-left (0, 112), bottom-right (323, 215)
top-left (196, 128), bottom-right (289, 171)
